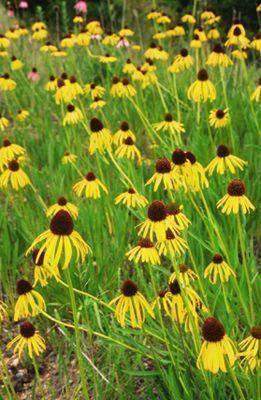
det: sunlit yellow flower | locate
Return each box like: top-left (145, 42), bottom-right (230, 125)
top-left (169, 24), bottom-right (185, 37)
top-left (0, 115), bottom-right (9, 131)
top-left (226, 23), bottom-right (248, 46)
top-left (147, 10), bottom-right (162, 20)
top-left (0, 139), bottom-right (25, 166)
top-left (90, 97), bottom-right (106, 109)
top-left (102, 33), bottom-right (119, 46)
top-left (156, 14), bottom-right (171, 25)
top-left (232, 49), bottom-right (248, 60)
top-left (16, 109), bottom-right (29, 122)
top-left (61, 151), bottom-right (77, 165)
top-left (32, 248), bottom-right (59, 287)
top-left (204, 254), bottom-right (236, 284)
top-left (14, 279), bottom-right (46, 321)
top-left (164, 280), bottom-right (198, 322)
top-left (86, 20), bottom-right (103, 35)
top-left (120, 78), bottom-right (136, 97)
top-left (0, 73), bottom-right (16, 91)
top-left (250, 80), bottom-right (261, 102)
top-left (209, 108), bottom-right (229, 128)
top-left (156, 229), bottom-right (188, 257)
top-left (201, 10), bottom-right (216, 21)
top-left (123, 58), bottom-right (136, 74)
top-left (73, 15), bottom-right (84, 24)
top-left (115, 136), bottom-right (141, 162)
top-left (153, 113), bottom-right (185, 135)
top-left (73, 171), bottom-right (108, 199)
top-left (0, 34), bottom-right (10, 48)
top-left (190, 34), bottom-right (202, 48)
top-left (239, 327), bottom-right (261, 372)
top-left (145, 43), bottom-right (169, 60)
top-left (84, 82), bottom-right (105, 99)
top-left (110, 279), bottom-right (154, 328)
top-left (126, 237), bottom-right (160, 264)
top-left (76, 30), bottom-right (91, 46)
top-left (113, 121), bottom-right (136, 146)
top-left (5, 28), bottom-right (20, 40)
top-left (168, 48), bottom-right (194, 73)
top-left (151, 289), bottom-right (171, 314)
top-left (217, 179), bottom-right (255, 215)
top-left (171, 148), bottom-right (191, 191)
top-left (206, 44), bottom-right (233, 67)
top-left (251, 33), bottom-right (261, 51)
top-left (63, 104), bottom-right (84, 126)
top-left (115, 187), bottom-right (147, 208)
top-left (110, 76), bottom-right (124, 97)
top-left (46, 197), bottom-right (78, 219)
top-left (197, 317), bottom-right (236, 374)
top-left (119, 27), bottom-right (134, 37)
top-left (138, 201), bottom-right (172, 242)
top-left (99, 54), bottom-right (117, 63)
top-left (7, 321), bottom-right (46, 359)
top-left (185, 151), bottom-right (209, 192)
top-left (60, 34), bottom-right (76, 48)
top-left (181, 13), bottom-right (196, 24)
top-left (0, 50), bottom-right (8, 57)
top-left (206, 145), bottom-right (247, 175)
top-left (169, 264), bottom-right (198, 286)
top-left (166, 202), bottom-right (191, 230)
top-left (32, 28), bottom-right (48, 41)
top-left (26, 210), bottom-right (91, 269)
top-left (32, 21), bottom-right (47, 31)
top-left (11, 56), bottom-right (23, 70)
top-left (187, 69), bottom-right (216, 102)
top-left (0, 160), bottom-right (30, 190)
top-left (45, 75), bottom-right (57, 92)
top-left (146, 157), bottom-right (174, 191)
top-left (89, 117), bottom-right (112, 155)
top-left (194, 27), bottom-right (207, 42)
top-left (153, 31), bottom-right (168, 40)
top-left (207, 27), bottom-right (220, 40)
top-left (132, 44), bottom-right (141, 51)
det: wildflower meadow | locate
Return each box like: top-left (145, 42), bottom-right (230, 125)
top-left (0, 1), bottom-right (260, 399)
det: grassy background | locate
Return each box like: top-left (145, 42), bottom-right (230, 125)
top-left (0, 2), bottom-right (260, 399)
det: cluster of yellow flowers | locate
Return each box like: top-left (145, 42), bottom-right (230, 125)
top-left (0, 4), bottom-right (259, 378)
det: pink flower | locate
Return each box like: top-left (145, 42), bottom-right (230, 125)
top-left (19, 1), bottom-right (29, 9)
top-left (28, 68), bottom-right (40, 82)
top-left (116, 37), bottom-right (130, 48)
top-left (7, 9), bottom-right (15, 18)
top-left (74, 1), bottom-right (87, 14)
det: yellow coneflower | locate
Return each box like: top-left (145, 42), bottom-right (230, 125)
top-left (181, 13), bottom-right (196, 25)
top-left (239, 327), bottom-right (261, 372)
top-left (141, 59), bottom-right (157, 73)
top-left (73, 15), bottom-right (84, 24)
top-left (156, 229), bottom-right (188, 257)
top-left (45, 75), bottom-right (57, 92)
top-left (102, 32), bottom-right (119, 46)
top-left (14, 279), bottom-right (46, 321)
top-left (119, 26), bottom-right (134, 37)
top-left (84, 82), bottom-right (105, 99)
top-left (250, 80), bottom-right (261, 102)
top-left (55, 79), bottom-right (70, 104)
top-left (147, 9), bottom-right (162, 20)
top-left (138, 200), bottom-right (171, 242)
top-left (120, 78), bottom-right (136, 97)
top-left (201, 10), bottom-right (216, 21)
top-left (153, 31), bottom-right (168, 40)
top-left (89, 118), bottom-right (112, 155)
top-left (99, 53), bottom-right (117, 64)
top-left (166, 202), bottom-right (191, 230)
top-left (217, 179), bottom-right (255, 215)
top-left (16, 109), bottom-right (29, 122)
top-left (123, 58), bottom-right (136, 74)
top-left (63, 104), bottom-right (84, 126)
top-left (205, 145), bottom-right (247, 175)
top-left (126, 237), bottom-right (160, 265)
top-left (52, 49), bottom-right (68, 58)
top-left (115, 187), bottom-right (148, 208)
top-left (0, 160), bottom-right (30, 190)
top-left (109, 279), bottom-right (154, 328)
top-left (197, 317), bottom-right (236, 374)
top-left (46, 197), bottom-right (78, 219)
top-left (144, 43), bottom-right (169, 60)
top-left (11, 56), bottom-right (23, 70)
top-left (32, 28), bottom-right (48, 41)
top-left (115, 136), bottom-right (141, 162)
top-left (225, 25), bottom-right (249, 48)
top-left (0, 139), bottom-right (25, 166)
top-left (251, 33), bottom-right (261, 51)
top-left (156, 13), bottom-right (171, 25)
top-left (164, 280), bottom-right (199, 322)
top-left (207, 27), bottom-right (220, 40)
top-left (185, 151), bottom-right (209, 192)
top-left (7, 321), bottom-right (46, 359)
top-left (151, 289), bottom-right (172, 314)
top-left (0, 34), bottom-right (10, 48)
top-left (60, 34), bottom-right (76, 48)
top-left (190, 34), bottom-right (202, 48)
top-left (90, 97), bottom-right (106, 109)
top-left (5, 28), bottom-right (20, 40)
top-left (61, 151), bottom-right (77, 165)
top-left (204, 254), bottom-right (236, 284)
top-left (153, 113), bottom-right (185, 135)
top-left (168, 48), bottom-right (194, 73)
top-left (171, 148), bottom-right (191, 190)
top-left (146, 157), bottom-right (174, 191)
top-left (76, 30), bottom-right (91, 47)
top-left (32, 21), bottom-right (47, 31)
top-left (231, 49), bottom-right (248, 60)
top-left (73, 171), bottom-right (108, 199)
top-left (0, 51), bottom-right (8, 58)
top-left (187, 69), bottom-right (216, 102)
top-left (110, 76), bottom-right (124, 97)
top-left (204, 16), bottom-right (221, 26)
top-left (26, 210), bottom-right (90, 269)
top-left (113, 121), bottom-right (136, 146)
top-left (0, 115), bottom-right (9, 131)
top-left (40, 41), bottom-right (57, 53)
top-left (169, 264), bottom-right (198, 286)
top-left (32, 249), bottom-right (59, 287)
top-left (86, 20), bottom-right (103, 35)
top-left (194, 26), bottom-right (207, 42)
top-left (206, 44), bottom-right (233, 67)
top-left (209, 108), bottom-right (229, 128)
top-left (0, 73), bottom-right (16, 91)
